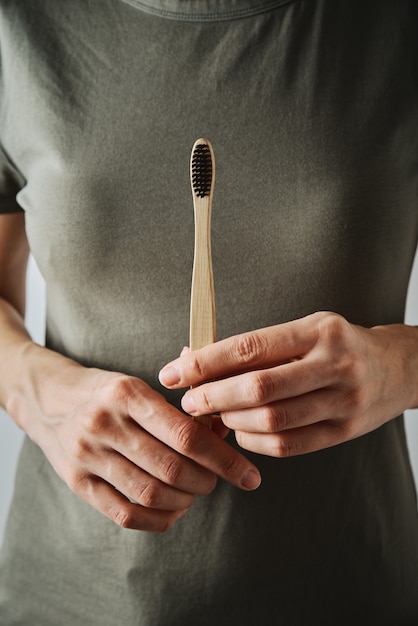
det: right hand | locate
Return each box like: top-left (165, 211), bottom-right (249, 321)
top-left (0, 213), bottom-right (260, 532)
top-left (14, 355), bottom-right (261, 532)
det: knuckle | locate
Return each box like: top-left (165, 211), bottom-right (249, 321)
top-left (128, 436), bottom-right (143, 459)
top-left (343, 420), bottom-right (357, 440)
top-left (160, 456), bottom-right (185, 486)
top-left (66, 468), bottom-right (90, 494)
top-left (333, 352), bottom-right (353, 378)
top-left (345, 385), bottom-right (368, 414)
top-left (315, 310), bottom-right (343, 328)
top-left (245, 371), bottom-right (275, 404)
top-left (175, 420), bottom-right (200, 454)
top-left (330, 418), bottom-right (358, 442)
top-left (236, 431), bottom-right (300, 458)
top-left (218, 453), bottom-right (244, 481)
top-left (105, 375), bottom-right (136, 406)
top-left (109, 505), bottom-right (136, 529)
top-left (316, 311), bottom-right (348, 345)
top-left (232, 332), bottom-right (268, 365)
top-left (314, 313), bottom-right (366, 387)
top-left (70, 433), bottom-right (94, 463)
top-left (270, 435), bottom-right (300, 458)
top-left (189, 354), bottom-right (206, 380)
top-left (260, 405), bottom-right (288, 432)
top-left (108, 505), bottom-right (175, 533)
top-left (135, 482), bottom-right (163, 508)
top-left (198, 387), bottom-right (216, 414)
top-left (79, 408), bottom-right (110, 437)
top-left (235, 430), bottom-right (248, 452)
top-left (333, 352), bottom-right (364, 387)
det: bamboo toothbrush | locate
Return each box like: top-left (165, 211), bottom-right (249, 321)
top-left (189, 138), bottom-right (216, 428)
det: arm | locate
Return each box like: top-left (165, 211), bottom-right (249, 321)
top-left (0, 214), bottom-right (261, 532)
top-left (159, 311), bottom-right (418, 456)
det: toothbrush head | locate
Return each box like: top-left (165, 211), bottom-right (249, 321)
top-left (191, 139), bottom-right (214, 199)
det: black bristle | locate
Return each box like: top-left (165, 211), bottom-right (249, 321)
top-left (191, 143), bottom-right (212, 198)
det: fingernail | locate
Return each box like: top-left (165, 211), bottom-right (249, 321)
top-left (241, 469), bottom-right (261, 491)
top-left (181, 394), bottom-right (196, 414)
top-left (180, 346), bottom-right (190, 357)
top-left (159, 366), bottom-right (181, 387)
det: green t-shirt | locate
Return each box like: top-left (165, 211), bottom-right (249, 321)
top-left (1, 0), bottom-right (418, 624)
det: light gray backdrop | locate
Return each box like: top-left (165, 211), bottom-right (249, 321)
top-left (1, 254), bottom-right (418, 542)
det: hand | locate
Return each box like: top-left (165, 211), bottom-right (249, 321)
top-left (11, 349), bottom-right (261, 532)
top-left (159, 312), bottom-right (418, 457)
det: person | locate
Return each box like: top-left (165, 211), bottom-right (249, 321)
top-left (0, 0), bottom-right (417, 624)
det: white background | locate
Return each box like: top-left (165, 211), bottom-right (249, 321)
top-left (1, 254), bottom-right (418, 543)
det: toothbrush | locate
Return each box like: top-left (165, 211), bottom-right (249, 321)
top-left (189, 138), bottom-right (216, 428)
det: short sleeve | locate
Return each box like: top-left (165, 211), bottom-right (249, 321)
top-left (0, 143), bottom-right (24, 214)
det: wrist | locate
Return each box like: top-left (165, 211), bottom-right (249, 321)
top-left (5, 341), bottom-right (88, 437)
top-left (369, 322), bottom-right (418, 413)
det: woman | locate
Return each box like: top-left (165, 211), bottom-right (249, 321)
top-left (0, 0), bottom-right (417, 623)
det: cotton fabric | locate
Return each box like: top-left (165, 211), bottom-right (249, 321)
top-left (1, 1), bottom-right (418, 623)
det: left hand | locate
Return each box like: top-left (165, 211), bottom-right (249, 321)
top-left (159, 312), bottom-right (418, 457)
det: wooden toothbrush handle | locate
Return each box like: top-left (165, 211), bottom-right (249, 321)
top-left (190, 198), bottom-right (216, 351)
top-left (190, 195), bottom-right (215, 427)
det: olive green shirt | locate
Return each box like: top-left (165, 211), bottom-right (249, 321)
top-left (1, 0), bottom-right (418, 623)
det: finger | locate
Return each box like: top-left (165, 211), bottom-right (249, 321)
top-left (126, 396), bottom-right (261, 491)
top-left (180, 357), bottom-right (334, 416)
top-left (95, 450), bottom-right (195, 511)
top-left (221, 388), bottom-right (342, 433)
top-left (76, 475), bottom-right (188, 532)
top-left (235, 420), bottom-right (352, 458)
top-left (159, 315), bottom-right (318, 389)
top-left (108, 420), bottom-right (218, 496)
